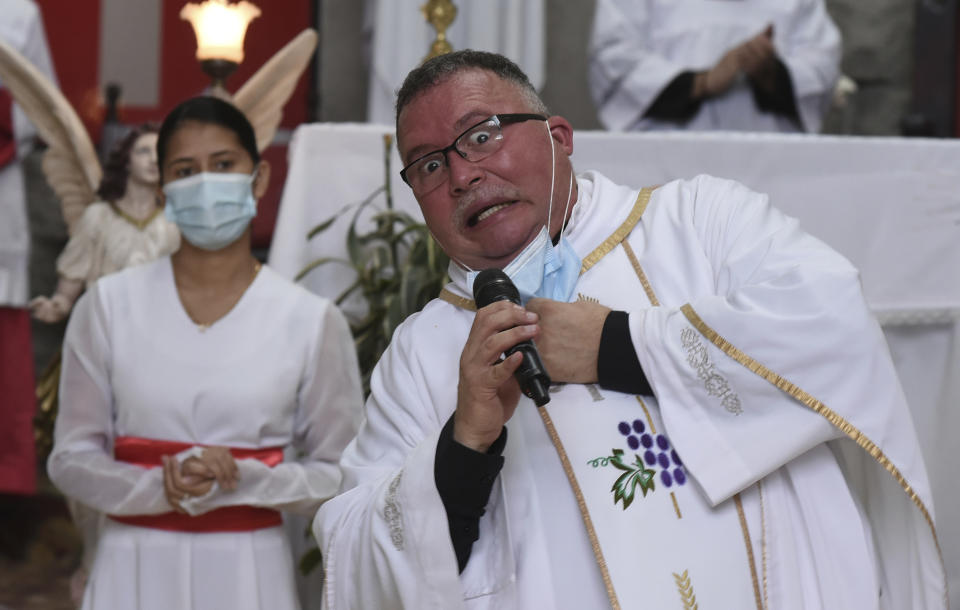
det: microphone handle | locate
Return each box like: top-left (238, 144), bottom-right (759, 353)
top-left (505, 340), bottom-right (551, 407)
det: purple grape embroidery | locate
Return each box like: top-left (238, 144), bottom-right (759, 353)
top-left (588, 420), bottom-right (689, 509)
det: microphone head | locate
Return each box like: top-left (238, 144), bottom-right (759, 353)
top-left (472, 268), bottom-right (520, 307)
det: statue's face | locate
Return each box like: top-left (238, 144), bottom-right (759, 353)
top-left (129, 133), bottom-right (159, 185)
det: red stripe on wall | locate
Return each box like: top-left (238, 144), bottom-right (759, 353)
top-left (35, 0), bottom-right (102, 140)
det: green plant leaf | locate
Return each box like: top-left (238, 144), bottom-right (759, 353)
top-left (306, 215), bottom-right (340, 240)
top-left (298, 546), bottom-right (323, 575)
top-left (294, 256), bottom-right (352, 282)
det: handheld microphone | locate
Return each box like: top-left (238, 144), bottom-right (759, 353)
top-left (472, 268), bottom-right (551, 407)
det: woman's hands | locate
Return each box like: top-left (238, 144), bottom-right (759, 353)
top-left (161, 447), bottom-right (239, 512)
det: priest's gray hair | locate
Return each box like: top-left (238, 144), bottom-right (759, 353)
top-left (395, 49), bottom-right (549, 126)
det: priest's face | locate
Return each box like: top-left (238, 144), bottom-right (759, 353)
top-left (397, 69), bottom-right (574, 271)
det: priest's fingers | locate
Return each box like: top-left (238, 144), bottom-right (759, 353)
top-left (471, 301), bottom-right (539, 365)
top-left (526, 298), bottom-right (610, 384)
top-left (455, 302), bottom-right (535, 451)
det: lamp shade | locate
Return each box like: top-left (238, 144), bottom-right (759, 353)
top-left (180, 0), bottom-right (261, 64)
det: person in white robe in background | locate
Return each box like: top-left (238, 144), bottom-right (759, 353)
top-left (588, 0), bottom-right (842, 133)
top-left (48, 96), bottom-right (364, 610)
top-left (314, 50), bottom-right (945, 609)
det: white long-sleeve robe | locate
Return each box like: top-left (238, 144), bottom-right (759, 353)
top-left (48, 257), bottom-right (364, 610)
top-left (314, 172), bottom-right (945, 609)
top-left (588, 0), bottom-right (841, 133)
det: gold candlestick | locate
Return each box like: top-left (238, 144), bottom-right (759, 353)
top-left (421, 0), bottom-right (457, 62)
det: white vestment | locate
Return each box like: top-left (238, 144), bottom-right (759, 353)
top-left (56, 201), bottom-right (180, 287)
top-left (314, 172), bottom-right (945, 609)
top-left (588, 0), bottom-right (841, 133)
top-left (48, 257), bottom-right (364, 610)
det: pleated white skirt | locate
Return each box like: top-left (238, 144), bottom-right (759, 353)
top-left (82, 520), bottom-right (301, 610)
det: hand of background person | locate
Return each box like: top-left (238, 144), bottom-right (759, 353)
top-left (453, 300), bottom-right (535, 453)
top-left (699, 44), bottom-right (743, 98)
top-left (161, 454), bottom-right (214, 513)
top-left (739, 25), bottom-right (778, 93)
top-left (697, 24), bottom-right (777, 98)
top-left (525, 298), bottom-right (611, 384)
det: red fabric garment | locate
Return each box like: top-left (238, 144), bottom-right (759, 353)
top-left (0, 88), bottom-right (16, 169)
top-left (0, 306), bottom-right (37, 494)
top-left (108, 437), bottom-right (284, 532)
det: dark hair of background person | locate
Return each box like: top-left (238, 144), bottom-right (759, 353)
top-left (395, 49), bottom-right (549, 125)
top-left (156, 96), bottom-right (260, 177)
top-left (96, 122), bottom-right (160, 202)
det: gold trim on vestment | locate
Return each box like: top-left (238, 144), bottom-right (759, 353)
top-left (437, 187), bottom-right (657, 310)
top-left (670, 492), bottom-right (683, 520)
top-left (735, 493), bottom-right (765, 610)
top-left (636, 396), bottom-right (657, 435)
top-left (680, 303), bottom-right (945, 582)
top-left (580, 187), bottom-right (655, 274)
top-left (538, 408), bottom-right (621, 610)
top-left (759, 482), bottom-right (769, 609)
top-left (437, 288), bottom-right (475, 310)
top-left (622, 240), bottom-right (660, 307)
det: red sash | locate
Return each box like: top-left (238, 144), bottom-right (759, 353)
top-left (108, 436), bottom-right (284, 533)
top-left (0, 89), bottom-right (16, 169)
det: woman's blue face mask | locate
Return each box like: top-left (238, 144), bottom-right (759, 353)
top-left (163, 171), bottom-right (258, 251)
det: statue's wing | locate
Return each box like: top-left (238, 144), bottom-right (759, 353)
top-left (233, 28), bottom-right (318, 152)
top-left (0, 38), bottom-right (100, 235)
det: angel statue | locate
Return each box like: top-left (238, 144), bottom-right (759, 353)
top-left (30, 124), bottom-right (179, 322)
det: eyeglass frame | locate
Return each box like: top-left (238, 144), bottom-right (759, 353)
top-left (399, 113), bottom-right (548, 191)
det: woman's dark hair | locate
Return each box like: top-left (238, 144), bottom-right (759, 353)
top-left (96, 123), bottom-right (159, 202)
top-left (156, 96), bottom-right (260, 178)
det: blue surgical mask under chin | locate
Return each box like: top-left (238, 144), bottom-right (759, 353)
top-left (468, 226), bottom-right (582, 305)
top-left (467, 121), bottom-right (581, 304)
top-left (163, 171), bottom-right (257, 251)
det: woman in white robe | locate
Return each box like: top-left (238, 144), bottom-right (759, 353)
top-left (48, 96), bottom-right (364, 610)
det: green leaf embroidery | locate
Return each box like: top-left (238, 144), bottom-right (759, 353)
top-left (608, 449), bottom-right (656, 510)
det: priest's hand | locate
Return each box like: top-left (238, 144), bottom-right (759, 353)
top-left (455, 300), bottom-right (535, 453)
top-left (525, 298), bottom-right (611, 384)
